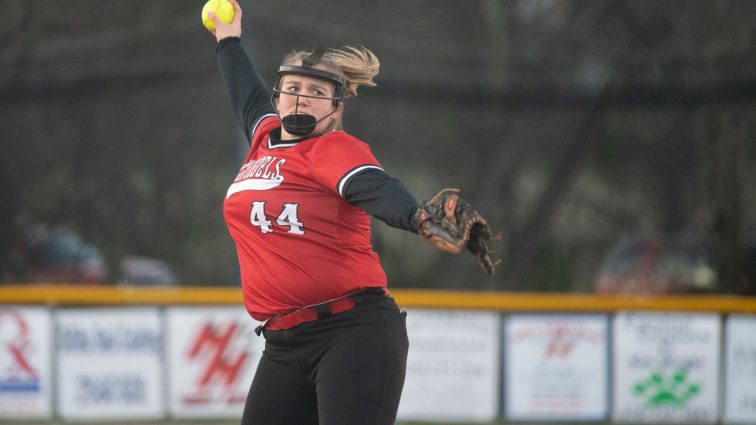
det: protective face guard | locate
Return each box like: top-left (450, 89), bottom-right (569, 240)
top-left (271, 85), bottom-right (342, 105)
top-left (271, 46), bottom-right (345, 137)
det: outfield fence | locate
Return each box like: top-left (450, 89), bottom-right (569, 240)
top-left (1, 285), bottom-right (755, 424)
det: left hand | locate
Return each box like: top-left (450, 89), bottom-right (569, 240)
top-left (415, 188), bottom-right (501, 275)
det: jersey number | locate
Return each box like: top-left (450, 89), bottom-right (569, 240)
top-left (250, 202), bottom-right (304, 235)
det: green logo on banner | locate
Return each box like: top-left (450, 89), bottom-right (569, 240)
top-left (633, 371), bottom-right (701, 407)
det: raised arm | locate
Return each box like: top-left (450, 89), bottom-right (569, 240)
top-left (207, 0), bottom-right (276, 142)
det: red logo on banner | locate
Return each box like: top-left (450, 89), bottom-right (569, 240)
top-left (184, 322), bottom-right (251, 405)
top-left (544, 322), bottom-right (604, 358)
top-left (544, 323), bottom-right (575, 358)
top-left (0, 310), bottom-right (38, 380)
top-left (511, 320), bottom-right (604, 360)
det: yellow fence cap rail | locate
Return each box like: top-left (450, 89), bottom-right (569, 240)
top-left (0, 285), bottom-right (755, 313)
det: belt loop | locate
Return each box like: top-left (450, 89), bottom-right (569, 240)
top-left (350, 287), bottom-right (387, 304)
top-left (255, 316), bottom-right (273, 336)
top-left (314, 302), bottom-right (332, 319)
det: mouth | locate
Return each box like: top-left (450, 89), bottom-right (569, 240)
top-left (287, 111), bottom-right (313, 117)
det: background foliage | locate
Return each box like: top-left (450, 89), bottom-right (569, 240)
top-left (1, 0), bottom-right (754, 292)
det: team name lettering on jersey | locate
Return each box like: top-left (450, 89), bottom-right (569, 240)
top-left (226, 156), bottom-right (286, 198)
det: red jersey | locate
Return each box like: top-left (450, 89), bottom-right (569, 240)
top-left (223, 115), bottom-right (388, 320)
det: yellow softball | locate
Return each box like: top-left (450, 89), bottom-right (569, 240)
top-left (202, 0), bottom-right (234, 31)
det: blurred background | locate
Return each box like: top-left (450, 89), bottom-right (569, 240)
top-left (1, 0), bottom-right (755, 295)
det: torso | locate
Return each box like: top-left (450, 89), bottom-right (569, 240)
top-left (223, 115), bottom-right (387, 320)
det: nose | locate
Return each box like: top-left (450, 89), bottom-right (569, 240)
top-left (296, 94), bottom-right (309, 107)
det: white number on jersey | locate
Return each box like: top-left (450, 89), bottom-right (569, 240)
top-left (249, 202), bottom-right (305, 235)
top-left (276, 203), bottom-right (305, 234)
top-left (250, 201), bottom-right (273, 234)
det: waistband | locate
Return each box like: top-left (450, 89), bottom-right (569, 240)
top-left (255, 287), bottom-right (388, 335)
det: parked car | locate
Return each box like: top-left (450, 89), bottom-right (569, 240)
top-left (595, 234), bottom-right (718, 295)
top-left (118, 255), bottom-right (177, 286)
top-left (13, 223), bottom-right (108, 284)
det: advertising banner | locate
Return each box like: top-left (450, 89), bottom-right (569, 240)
top-left (166, 307), bottom-right (263, 419)
top-left (397, 309), bottom-right (500, 422)
top-left (613, 312), bottom-right (720, 423)
top-left (56, 308), bottom-right (164, 421)
top-left (0, 307), bottom-right (52, 419)
top-left (504, 314), bottom-right (608, 420)
top-left (724, 314), bottom-right (756, 424)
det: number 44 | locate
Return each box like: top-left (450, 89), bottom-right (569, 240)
top-left (250, 201), bottom-right (304, 235)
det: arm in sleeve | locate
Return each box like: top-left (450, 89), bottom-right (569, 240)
top-left (216, 37), bottom-right (276, 142)
top-left (343, 169), bottom-right (420, 233)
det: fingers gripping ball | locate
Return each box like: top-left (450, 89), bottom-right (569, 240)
top-left (415, 188), bottom-right (502, 275)
top-left (202, 0), bottom-right (234, 31)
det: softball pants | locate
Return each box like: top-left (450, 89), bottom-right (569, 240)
top-left (241, 293), bottom-right (409, 425)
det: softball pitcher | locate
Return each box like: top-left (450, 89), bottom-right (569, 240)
top-left (206, 2), bottom-right (497, 423)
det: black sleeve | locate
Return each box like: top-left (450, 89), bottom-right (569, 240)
top-left (343, 169), bottom-right (420, 233)
top-left (216, 37), bottom-right (276, 143)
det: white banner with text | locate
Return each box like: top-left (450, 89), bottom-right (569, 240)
top-left (724, 314), bottom-right (756, 424)
top-left (55, 308), bottom-right (164, 421)
top-left (397, 309), bottom-right (500, 422)
top-left (504, 314), bottom-right (609, 420)
top-left (613, 312), bottom-right (720, 423)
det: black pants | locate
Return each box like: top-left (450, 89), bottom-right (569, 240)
top-left (241, 294), bottom-right (409, 425)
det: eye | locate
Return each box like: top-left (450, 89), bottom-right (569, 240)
top-left (284, 85), bottom-right (299, 93)
top-left (312, 88), bottom-right (325, 96)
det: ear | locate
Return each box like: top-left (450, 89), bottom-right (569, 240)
top-left (331, 103), bottom-right (344, 120)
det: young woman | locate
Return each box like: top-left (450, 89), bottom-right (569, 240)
top-left (206, 1), bottom-right (495, 424)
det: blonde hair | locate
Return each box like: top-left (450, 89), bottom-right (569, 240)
top-left (281, 46), bottom-right (380, 130)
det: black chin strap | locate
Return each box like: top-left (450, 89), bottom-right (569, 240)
top-left (278, 97), bottom-right (338, 137)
